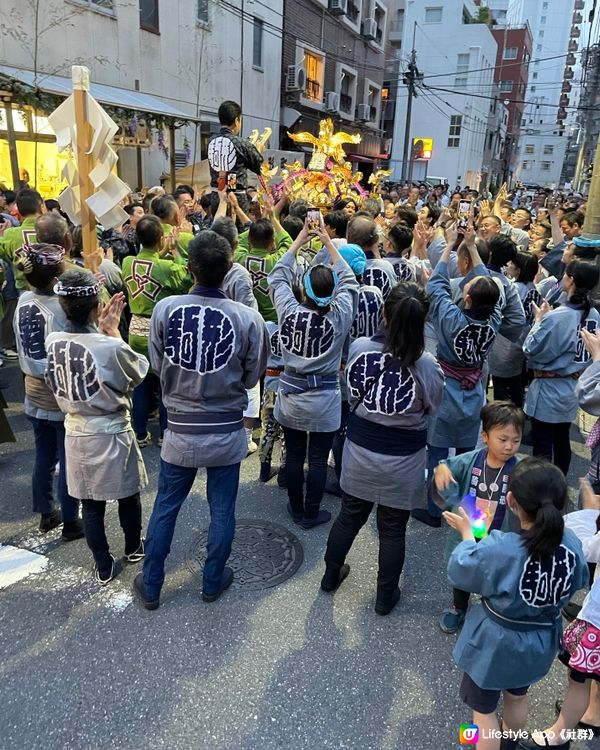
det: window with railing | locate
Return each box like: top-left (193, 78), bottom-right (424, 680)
top-left (340, 93), bottom-right (353, 114)
top-left (304, 51), bottom-right (324, 103)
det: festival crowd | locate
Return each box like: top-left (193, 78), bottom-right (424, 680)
top-left (3, 100), bottom-right (600, 750)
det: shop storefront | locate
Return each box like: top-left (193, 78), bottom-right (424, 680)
top-left (0, 65), bottom-right (198, 197)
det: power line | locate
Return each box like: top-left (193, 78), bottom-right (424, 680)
top-left (420, 52), bottom-right (575, 80)
top-left (422, 83), bottom-right (599, 112)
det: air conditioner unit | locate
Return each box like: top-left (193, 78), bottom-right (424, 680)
top-left (361, 18), bottom-right (377, 40)
top-left (329, 0), bottom-right (348, 15)
top-left (286, 64), bottom-right (306, 92)
top-left (357, 103), bottom-right (371, 121)
top-left (325, 91), bottom-right (340, 112)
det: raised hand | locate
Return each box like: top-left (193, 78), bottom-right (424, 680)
top-left (442, 507), bottom-right (474, 541)
top-left (99, 292), bottom-right (126, 337)
top-left (531, 299), bottom-right (551, 324)
top-left (581, 327), bottom-right (600, 362)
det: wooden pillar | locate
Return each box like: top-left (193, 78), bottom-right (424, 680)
top-left (136, 145), bottom-right (143, 191)
top-left (169, 124), bottom-right (176, 191)
top-left (72, 66), bottom-right (100, 272)
top-left (2, 98), bottom-right (20, 191)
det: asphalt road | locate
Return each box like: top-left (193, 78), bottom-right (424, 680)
top-left (0, 357), bottom-right (598, 750)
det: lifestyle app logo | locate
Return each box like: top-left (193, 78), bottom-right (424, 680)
top-left (459, 724), bottom-right (480, 744)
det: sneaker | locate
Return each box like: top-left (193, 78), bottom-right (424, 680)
top-left (246, 439), bottom-right (258, 455)
top-left (0, 347), bottom-right (18, 360)
top-left (136, 431), bottom-right (152, 448)
top-left (375, 588), bottom-right (401, 616)
top-left (61, 519), bottom-right (85, 541)
top-left (133, 572), bottom-right (160, 610)
top-left (411, 508), bottom-right (442, 528)
top-left (321, 564), bottom-right (350, 592)
top-left (202, 566), bottom-right (234, 602)
top-left (301, 509), bottom-right (332, 529)
top-left (39, 509), bottom-right (62, 533)
top-left (124, 539), bottom-right (145, 564)
top-left (94, 556), bottom-right (120, 586)
top-left (439, 607), bottom-right (466, 634)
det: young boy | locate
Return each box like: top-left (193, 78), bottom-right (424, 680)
top-left (434, 401), bottom-right (525, 633)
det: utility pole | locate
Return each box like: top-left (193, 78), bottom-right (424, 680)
top-left (401, 22), bottom-right (421, 184)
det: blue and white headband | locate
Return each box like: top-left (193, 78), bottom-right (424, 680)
top-left (304, 264), bottom-right (339, 307)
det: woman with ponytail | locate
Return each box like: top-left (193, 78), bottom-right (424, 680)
top-left (523, 259), bottom-right (600, 475)
top-left (444, 457), bottom-right (588, 750)
top-left (320, 282), bottom-right (444, 615)
top-left (268, 215), bottom-right (359, 529)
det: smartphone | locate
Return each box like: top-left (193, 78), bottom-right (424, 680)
top-left (217, 173), bottom-right (227, 192)
top-left (227, 173), bottom-right (237, 191)
top-left (307, 209), bottom-right (321, 233)
top-left (458, 201), bottom-right (470, 230)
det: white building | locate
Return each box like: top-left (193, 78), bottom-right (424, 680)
top-left (389, 0), bottom-right (498, 189)
top-left (511, 0), bottom-right (576, 187)
top-left (0, 0), bottom-right (283, 194)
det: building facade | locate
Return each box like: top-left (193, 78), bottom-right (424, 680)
top-left (511, 0), bottom-right (582, 187)
top-left (0, 0), bottom-right (284, 193)
top-left (491, 24), bottom-right (532, 185)
top-left (389, 0), bottom-right (498, 189)
top-left (280, 0), bottom-right (390, 173)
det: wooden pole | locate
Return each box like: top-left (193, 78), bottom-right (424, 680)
top-left (71, 66), bottom-right (100, 273)
top-left (582, 132), bottom-right (600, 240)
top-left (169, 124), bottom-right (176, 192)
top-left (2, 97), bottom-right (21, 191)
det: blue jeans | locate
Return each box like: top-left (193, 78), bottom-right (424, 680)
top-left (426, 445), bottom-right (474, 517)
top-left (27, 416), bottom-right (79, 522)
top-left (132, 373), bottom-right (166, 439)
top-left (143, 459), bottom-right (240, 599)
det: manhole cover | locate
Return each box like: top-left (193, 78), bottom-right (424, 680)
top-left (187, 519), bottom-right (304, 591)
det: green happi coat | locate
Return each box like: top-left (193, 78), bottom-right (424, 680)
top-left (0, 216), bottom-right (38, 290)
top-left (235, 227), bottom-right (292, 322)
top-left (122, 247), bottom-right (190, 358)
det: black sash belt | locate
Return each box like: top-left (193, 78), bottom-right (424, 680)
top-left (166, 410), bottom-right (244, 435)
top-left (346, 413), bottom-right (427, 456)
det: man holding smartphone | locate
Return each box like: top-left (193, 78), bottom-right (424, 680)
top-left (208, 101), bottom-right (264, 210)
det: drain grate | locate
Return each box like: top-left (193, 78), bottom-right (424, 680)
top-left (187, 519), bottom-right (304, 591)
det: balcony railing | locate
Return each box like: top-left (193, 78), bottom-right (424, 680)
top-left (573, 12), bottom-right (583, 24)
top-left (340, 93), bottom-right (353, 114)
top-left (566, 53), bottom-right (576, 65)
top-left (305, 78), bottom-right (321, 101)
top-left (571, 25), bottom-right (581, 38)
top-left (347, 1), bottom-right (359, 23)
top-left (562, 81), bottom-right (572, 93)
top-left (569, 39), bottom-right (578, 52)
top-left (564, 67), bottom-right (574, 79)
top-left (574, 0), bottom-right (584, 9)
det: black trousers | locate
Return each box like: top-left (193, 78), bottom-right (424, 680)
top-left (81, 494), bottom-right (142, 574)
top-left (325, 492), bottom-right (411, 600)
top-left (530, 417), bottom-right (572, 475)
top-left (493, 374), bottom-right (524, 408)
top-left (283, 427), bottom-right (336, 519)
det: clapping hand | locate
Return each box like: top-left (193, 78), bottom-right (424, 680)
top-left (581, 327), bottom-right (600, 362)
top-left (531, 299), bottom-right (551, 324)
top-left (99, 292), bottom-right (125, 338)
top-left (580, 478), bottom-right (600, 511)
top-left (442, 507), bottom-right (475, 541)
